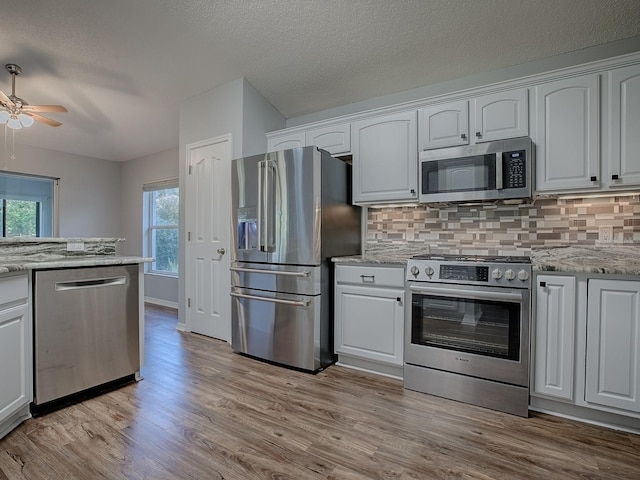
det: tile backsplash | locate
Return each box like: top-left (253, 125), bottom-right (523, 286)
top-left (367, 195), bottom-right (640, 255)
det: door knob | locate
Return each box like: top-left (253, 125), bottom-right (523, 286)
top-left (217, 248), bottom-right (226, 255)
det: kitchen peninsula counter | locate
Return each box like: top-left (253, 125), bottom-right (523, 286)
top-left (532, 245), bottom-right (640, 276)
top-left (0, 237), bottom-right (151, 272)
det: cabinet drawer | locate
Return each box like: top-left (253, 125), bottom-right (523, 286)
top-left (336, 265), bottom-right (404, 288)
top-left (0, 274), bottom-right (28, 309)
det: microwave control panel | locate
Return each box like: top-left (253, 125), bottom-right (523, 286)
top-left (503, 150), bottom-right (526, 188)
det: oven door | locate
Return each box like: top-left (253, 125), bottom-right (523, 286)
top-left (405, 282), bottom-right (530, 387)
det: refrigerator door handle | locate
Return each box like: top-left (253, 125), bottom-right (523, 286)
top-left (257, 159), bottom-right (276, 252)
top-left (230, 291), bottom-right (310, 307)
top-left (230, 266), bottom-right (310, 277)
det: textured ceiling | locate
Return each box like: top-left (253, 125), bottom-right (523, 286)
top-left (0, 0), bottom-right (639, 162)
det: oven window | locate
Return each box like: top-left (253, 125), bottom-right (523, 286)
top-left (411, 293), bottom-right (520, 360)
top-left (422, 154), bottom-right (496, 194)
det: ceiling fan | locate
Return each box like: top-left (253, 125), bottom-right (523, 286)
top-left (0, 63), bottom-right (68, 129)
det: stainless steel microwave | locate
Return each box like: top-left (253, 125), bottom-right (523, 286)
top-left (419, 137), bottom-right (533, 203)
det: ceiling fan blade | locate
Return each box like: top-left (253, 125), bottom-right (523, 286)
top-left (29, 112), bottom-right (62, 127)
top-left (22, 104), bottom-right (68, 113)
top-left (0, 88), bottom-right (15, 108)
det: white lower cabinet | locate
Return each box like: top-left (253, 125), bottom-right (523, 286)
top-left (586, 279), bottom-right (640, 413)
top-left (0, 272), bottom-right (32, 440)
top-left (532, 273), bottom-right (640, 426)
top-left (334, 264), bottom-right (405, 378)
top-left (534, 275), bottom-right (576, 400)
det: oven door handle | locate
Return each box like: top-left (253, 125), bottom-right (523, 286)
top-left (409, 285), bottom-right (523, 304)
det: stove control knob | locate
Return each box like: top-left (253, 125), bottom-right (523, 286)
top-left (425, 266), bottom-right (435, 277)
top-left (410, 266), bottom-right (420, 277)
top-left (491, 269), bottom-right (503, 280)
top-left (504, 269), bottom-right (516, 281)
top-left (517, 270), bottom-right (530, 282)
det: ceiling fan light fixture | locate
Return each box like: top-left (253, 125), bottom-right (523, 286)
top-left (17, 112), bottom-right (34, 127)
top-left (0, 110), bottom-right (9, 124)
top-left (7, 115), bottom-right (22, 129)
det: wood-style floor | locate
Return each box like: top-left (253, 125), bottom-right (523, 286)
top-left (1, 305), bottom-right (640, 479)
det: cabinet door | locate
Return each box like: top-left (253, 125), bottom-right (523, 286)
top-left (586, 279), bottom-right (640, 413)
top-left (306, 123), bottom-right (351, 155)
top-left (0, 304), bottom-right (31, 424)
top-left (533, 275), bottom-right (576, 400)
top-left (472, 89), bottom-right (528, 143)
top-left (352, 110), bottom-right (418, 203)
top-left (335, 284), bottom-right (404, 366)
top-left (418, 100), bottom-right (469, 150)
top-left (267, 132), bottom-right (305, 152)
top-left (534, 74), bottom-right (600, 192)
top-left (607, 65), bottom-right (640, 188)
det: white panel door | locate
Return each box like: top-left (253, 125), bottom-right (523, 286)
top-left (586, 279), bottom-right (640, 413)
top-left (186, 135), bottom-right (232, 341)
top-left (533, 74), bottom-right (600, 192)
top-left (533, 275), bottom-right (576, 400)
top-left (335, 284), bottom-right (404, 366)
top-left (352, 110), bottom-right (418, 203)
top-left (472, 89), bottom-right (529, 143)
top-left (267, 132), bottom-right (305, 152)
top-left (608, 65), bottom-right (640, 188)
top-left (418, 100), bottom-right (469, 150)
top-left (306, 123), bottom-right (351, 155)
top-left (0, 304), bottom-right (30, 424)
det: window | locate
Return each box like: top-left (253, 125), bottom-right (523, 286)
top-left (144, 181), bottom-right (179, 275)
top-left (0, 172), bottom-right (57, 237)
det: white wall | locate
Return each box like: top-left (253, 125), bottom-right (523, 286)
top-left (120, 147), bottom-right (179, 307)
top-left (177, 77), bottom-right (285, 327)
top-left (4, 143), bottom-right (121, 237)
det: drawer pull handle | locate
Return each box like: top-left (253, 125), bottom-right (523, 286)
top-left (590, 176), bottom-right (598, 182)
top-left (612, 174), bottom-right (619, 180)
top-left (539, 281), bottom-right (546, 288)
top-left (360, 275), bottom-right (375, 282)
top-left (396, 297), bottom-right (402, 303)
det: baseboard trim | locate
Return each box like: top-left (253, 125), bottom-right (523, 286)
top-left (144, 296), bottom-right (178, 310)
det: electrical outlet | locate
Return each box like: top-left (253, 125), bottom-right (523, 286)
top-left (598, 226), bottom-right (613, 244)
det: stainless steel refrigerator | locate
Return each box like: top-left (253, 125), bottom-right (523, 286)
top-left (230, 146), bottom-right (361, 372)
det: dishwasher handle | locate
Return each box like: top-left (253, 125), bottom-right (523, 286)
top-left (55, 276), bottom-right (127, 291)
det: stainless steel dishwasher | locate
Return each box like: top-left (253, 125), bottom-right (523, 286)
top-left (33, 264), bottom-right (140, 409)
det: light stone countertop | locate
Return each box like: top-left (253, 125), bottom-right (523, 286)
top-left (332, 242), bottom-right (430, 265)
top-left (0, 255), bottom-right (153, 274)
top-left (531, 245), bottom-right (640, 275)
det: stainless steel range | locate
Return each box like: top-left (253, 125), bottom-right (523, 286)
top-left (404, 253), bottom-right (531, 417)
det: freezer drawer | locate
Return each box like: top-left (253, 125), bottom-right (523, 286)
top-left (33, 265), bottom-right (139, 406)
top-left (231, 286), bottom-right (321, 371)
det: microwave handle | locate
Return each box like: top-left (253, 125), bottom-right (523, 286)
top-left (495, 152), bottom-right (503, 190)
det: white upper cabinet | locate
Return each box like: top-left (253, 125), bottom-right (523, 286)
top-left (586, 279), bottom-right (640, 413)
top-left (533, 74), bottom-right (600, 193)
top-left (418, 89), bottom-right (528, 151)
top-left (352, 110), bottom-right (418, 204)
top-left (607, 64), bottom-right (640, 188)
top-left (267, 131), bottom-right (305, 152)
top-left (418, 100), bottom-right (469, 150)
top-left (306, 123), bottom-right (351, 155)
top-left (472, 89), bottom-right (529, 143)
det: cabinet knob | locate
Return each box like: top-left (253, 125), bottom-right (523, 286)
top-left (612, 174), bottom-right (619, 180)
top-left (396, 297), bottom-right (402, 303)
top-left (539, 281), bottom-right (547, 287)
top-left (410, 189), bottom-right (416, 194)
top-left (590, 176), bottom-right (598, 182)
top-left (475, 132), bottom-right (482, 138)
top-left (461, 133), bottom-right (467, 140)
